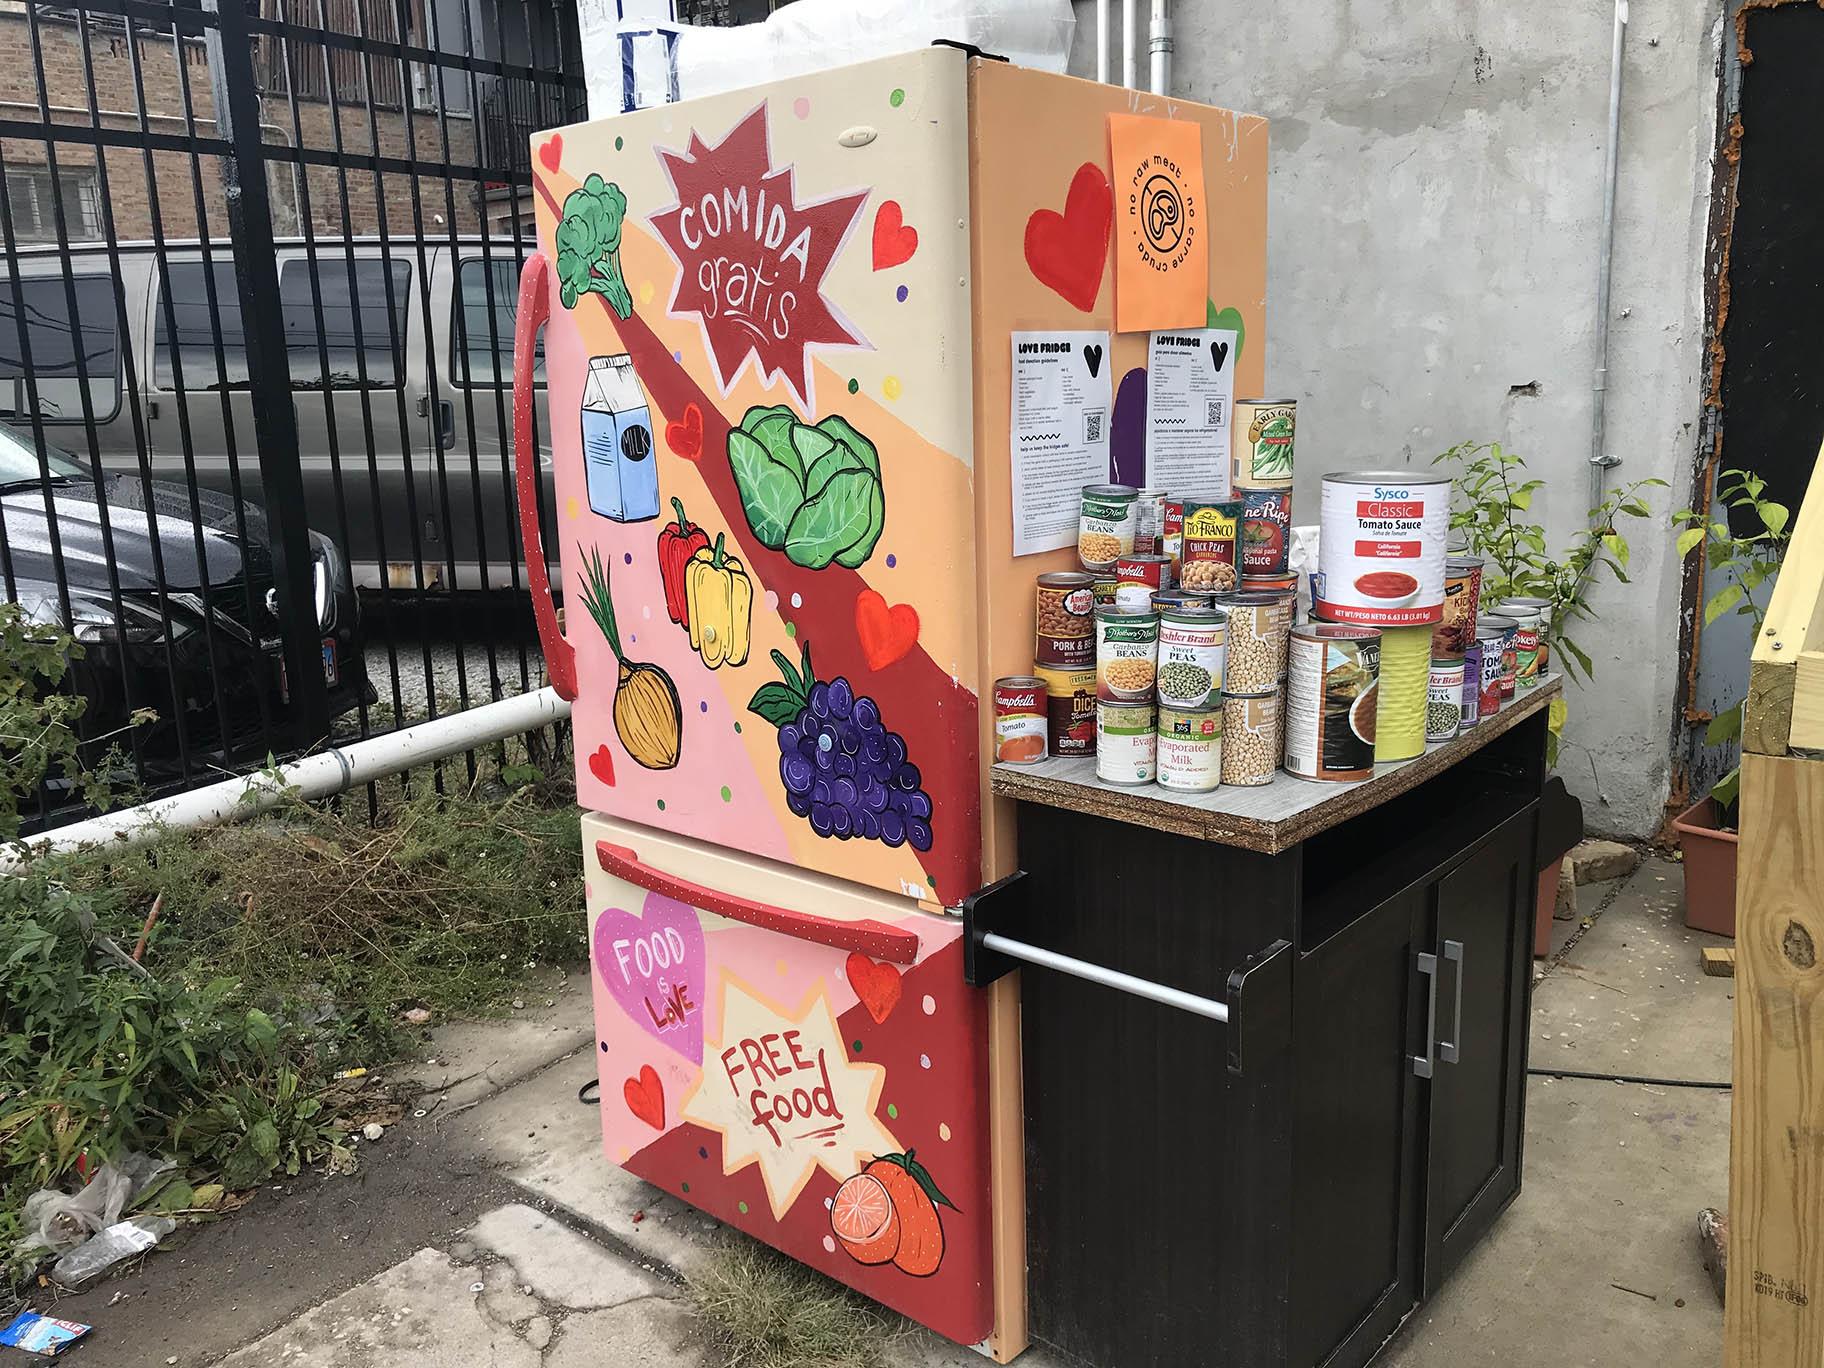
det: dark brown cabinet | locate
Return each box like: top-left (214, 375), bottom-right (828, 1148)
top-left (970, 702), bottom-right (1551, 1368)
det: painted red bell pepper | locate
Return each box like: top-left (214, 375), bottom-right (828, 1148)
top-left (656, 496), bottom-right (710, 627)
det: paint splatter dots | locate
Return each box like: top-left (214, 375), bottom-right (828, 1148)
top-left (896, 285), bottom-right (908, 303)
top-left (681, 1181), bottom-right (690, 1193)
top-left (852, 1039), bottom-right (864, 1053)
top-left (889, 88), bottom-right (905, 107)
top-left (733, 721), bottom-right (743, 734)
top-left (673, 350), bottom-right (683, 363)
top-left (794, 96), bottom-right (811, 119)
top-left (921, 994), bottom-right (936, 1016)
top-left (919, 1053), bottom-right (931, 1070)
top-left (764, 589), bottom-right (779, 611)
top-left (565, 496), bottom-right (579, 519)
top-left (776, 959), bottom-right (788, 976)
top-left (790, 592), bottom-right (802, 608)
top-left (822, 1235), bottom-right (836, 1253)
top-left (624, 551), bottom-right (633, 564)
top-left (638, 280), bottom-right (655, 306)
top-left (882, 376), bottom-right (902, 401)
top-left (939, 1122), bottom-right (952, 1142)
top-left (785, 621), bottom-right (798, 637)
top-left (823, 1195), bottom-right (834, 1210)
top-left (642, 604), bottom-right (651, 619)
top-left (615, 135), bottom-right (624, 151)
top-left (699, 700), bottom-right (709, 713)
top-left (720, 785), bottom-right (732, 802)
top-left (885, 553), bottom-right (897, 569)
top-left (847, 378), bottom-right (859, 395)
top-left (600, 1040), bottom-right (610, 1053)
top-left (886, 1102), bottom-right (899, 1120)
top-left (737, 1201), bottom-right (749, 1215)
top-left (656, 799), bottom-right (666, 811)
top-left (698, 1146), bottom-right (709, 1160)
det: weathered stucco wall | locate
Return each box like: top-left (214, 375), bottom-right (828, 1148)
top-left (1070, 0), bottom-right (1721, 836)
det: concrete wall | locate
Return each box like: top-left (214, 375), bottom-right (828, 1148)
top-left (1070, 0), bottom-right (1721, 836)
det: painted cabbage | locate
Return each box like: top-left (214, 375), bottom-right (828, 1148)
top-left (726, 405), bottom-right (885, 571)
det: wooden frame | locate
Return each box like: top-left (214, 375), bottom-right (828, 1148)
top-left (1727, 440), bottom-right (1824, 1366)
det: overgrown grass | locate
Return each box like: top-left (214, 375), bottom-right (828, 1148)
top-left (689, 1239), bottom-right (906, 1368)
top-left (1, 767), bottom-right (584, 1279)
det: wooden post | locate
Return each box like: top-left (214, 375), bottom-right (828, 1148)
top-left (1727, 443), bottom-right (1824, 1367)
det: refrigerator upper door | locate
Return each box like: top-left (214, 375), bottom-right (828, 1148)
top-left (529, 49), bottom-right (982, 908)
top-left (581, 811), bottom-right (994, 1346)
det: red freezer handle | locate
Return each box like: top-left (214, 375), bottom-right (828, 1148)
top-left (596, 840), bottom-right (920, 965)
top-left (513, 251), bottom-right (576, 701)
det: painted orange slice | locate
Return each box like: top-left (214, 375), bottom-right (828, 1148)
top-left (831, 1172), bottom-right (899, 1265)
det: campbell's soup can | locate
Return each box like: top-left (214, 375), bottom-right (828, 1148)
top-left (1461, 642), bottom-right (1483, 729)
top-left (1432, 555), bottom-right (1484, 660)
top-left (1480, 613), bottom-right (1519, 699)
top-left (1314, 471), bottom-right (1451, 626)
top-left (1476, 621), bottom-right (1509, 714)
top-left (993, 677), bottom-right (1048, 765)
top-left (1161, 498), bottom-right (1186, 573)
top-left (1495, 597), bottom-right (1550, 689)
top-left (1239, 486), bottom-right (1293, 578)
top-left (1232, 400), bottom-right (1296, 488)
top-left (1114, 554), bottom-right (1175, 612)
top-left (1037, 664), bottom-right (1096, 757)
top-left (1133, 488), bottom-right (1169, 555)
top-left (1284, 624), bottom-right (1381, 782)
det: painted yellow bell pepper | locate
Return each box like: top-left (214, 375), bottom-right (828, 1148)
top-left (684, 532), bottom-right (752, 669)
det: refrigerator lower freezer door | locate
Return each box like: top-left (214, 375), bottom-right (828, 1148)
top-left (581, 812), bottom-right (994, 1346)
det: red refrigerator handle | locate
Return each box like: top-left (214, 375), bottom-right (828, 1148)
top-left (595, 841), bottom-right (921, 965)
top-left (513, 251), bottom-right (576, 701)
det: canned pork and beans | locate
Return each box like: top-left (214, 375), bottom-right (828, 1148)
top-left (996, 437), bottom-right (1548, 791)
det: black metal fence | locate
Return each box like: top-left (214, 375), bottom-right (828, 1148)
top-left (0, 0), bottom-right (583, 830)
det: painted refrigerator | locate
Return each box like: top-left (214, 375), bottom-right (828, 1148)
top-left (511, 47), bottom-right (1267, 1357)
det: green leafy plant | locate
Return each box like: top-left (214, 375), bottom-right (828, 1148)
top-left (1673, 468), bottom-right (1792, 813)
top-left (727, 405), bottom-right (886, 570)
top-left (555, 174), bottom-right (633, 316)
top-left (1435, 442), bottom-right (1663, 766)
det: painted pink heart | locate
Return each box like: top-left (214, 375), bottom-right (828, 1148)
top-left (593, 892), bottom-right (706, 1065)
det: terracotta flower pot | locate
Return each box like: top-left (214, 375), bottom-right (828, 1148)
top-left (1673, 797), bottom-right (1738, 938)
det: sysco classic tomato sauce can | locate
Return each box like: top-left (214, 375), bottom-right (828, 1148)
top-left (993, 677), bottom-right (1048, 765)
top-left (1315, 471), bottom-right (1451, 626)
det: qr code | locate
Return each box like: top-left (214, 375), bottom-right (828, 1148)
top-left (1205, 397), bottom-right (1226, 426)
top-left (1084, 408), bottom-right (1105, 443)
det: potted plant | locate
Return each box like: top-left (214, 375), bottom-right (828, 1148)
top-left (1435, 442), bottom-right (1664, 951)
top-left (1671, 468), bottom-right (1792, 936)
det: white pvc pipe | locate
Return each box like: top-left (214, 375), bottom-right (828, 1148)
top-left (1096, 0), bottom-right (1109, 83)
top-left (5, 687), bottom-right (572, 870)
top-left (1148, 0), bottom-right (1171, 95)
top-left (1589, 0), bottom-right (1628, 512)
top-left (1121, 0), bottom-right (1136, 89)
top-left (980, 931), bottom-right (1231, 1023)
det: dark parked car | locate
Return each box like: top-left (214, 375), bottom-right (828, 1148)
top-left (1, 425), bottom-right (374, 814)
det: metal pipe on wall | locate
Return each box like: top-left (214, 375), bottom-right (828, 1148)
top-left (1589, 0), bottom-right (1629, 513)
top-left (1149, 0), bottom-right (1171, 95)
top-left (1121, 0), bottom-right (1136, 89)
top-left (1096, 0), bottom-right (1110, 83)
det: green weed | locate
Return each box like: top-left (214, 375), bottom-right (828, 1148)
top-left (689, 1238), bottom-right (906, 1368)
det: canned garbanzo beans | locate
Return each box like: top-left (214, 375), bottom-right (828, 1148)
top-left (1284, 624), bottom-right (1380, 782)
top-left (1232, 400), bottom-right (1296, 488)
top-left (1114, 554), bottom-right (1174, 612)
top-left (1133, 488), bottom-right (1168, 555)
top-left (1156, 704), bottom-right (1223, 793)
top-left (1155, 605), bottom-right (1227, 709)
top-left (1078, 484), bottom-right (1138, 571)
top-left (1178, 500), bottom-right (1242, 593)
top-left (1036, 571), bottom-right (1096, 669)
top-left (1094, 607), bottom-right (1159, 702)
top-left (1239, 486), bottom-right (1293, 578)
top-left (1216, 591), bottom-right (1290, 694)
top-left (993, 677), bottom-right (1048, 764)
top-left (1037, 663), bottom-right (1096, 757)
top-left (1096, 701), bottom-right (1155, 785)
top-left (1221, 690), bottom-right (1281, 786)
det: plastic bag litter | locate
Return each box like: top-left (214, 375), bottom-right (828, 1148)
top-left (13, 1153), bottom-right (174, 1259)
top-left (51, 1217), bottom-right (178, 1288)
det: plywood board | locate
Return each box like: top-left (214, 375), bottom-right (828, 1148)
top-left (1726, 750), bottom-right (1824, 1365)
top-left (991, 677), bottom-right (1560, 853)
top-left (1745, 440), bottom-right (1824, 757)
top-left (1702, 946), bottom-right (1737, 977)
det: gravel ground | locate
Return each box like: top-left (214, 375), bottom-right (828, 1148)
top-left (348, 594), bottom-right (551, 730)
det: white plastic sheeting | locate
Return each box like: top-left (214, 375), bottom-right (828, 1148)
top-left (578, 0), bottom-right (1077, 119)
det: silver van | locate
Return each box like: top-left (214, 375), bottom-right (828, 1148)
top-left (0, 238), bottom-right (556, 593)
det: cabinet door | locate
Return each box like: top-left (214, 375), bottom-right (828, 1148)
top-left (1423, 809), bottom-right (1536, 1291)
top-left (1291, 885), bottom-right (1428, 1368)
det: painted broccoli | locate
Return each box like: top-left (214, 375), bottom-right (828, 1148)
top-left (555, 174), bottom-right (633, 317)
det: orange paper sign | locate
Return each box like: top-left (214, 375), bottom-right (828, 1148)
top-left (1108, 113), bottom-right (1208, 333)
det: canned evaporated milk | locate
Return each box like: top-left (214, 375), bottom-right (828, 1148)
top-left (1097, 701), bottom-right (1156, 785)
top-left (1314, 471), bottom-right (1451, 626)
top-left (1157, 704), bottom-right (1223, 792)
top-left (1285, 624), bottom-right (1381, 782)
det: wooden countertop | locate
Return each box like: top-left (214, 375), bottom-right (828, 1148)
top-left (992, 675), bottom-right (1563, 854)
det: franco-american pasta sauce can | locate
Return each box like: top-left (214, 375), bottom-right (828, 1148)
top-left (1314, 471), bottom-right (1451, 626)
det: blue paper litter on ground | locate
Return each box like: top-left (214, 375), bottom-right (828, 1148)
top-left (0, 1311), bottom-right (92, 1357)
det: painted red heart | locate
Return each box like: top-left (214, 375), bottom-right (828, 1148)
top-left (588, 744), bottom-right (616, 787)
top-left (537, 133), bottom-right (563, 172)
top-left (855, 589), bottom-right (919, 671)
top-left (1024, 162), bottom-right (1113, 313)
top-left (665, 402), bottom-right (703, 460)
top-left (623, 1064), bottom-right (665, 1130)
top-left (845, 952), bottom-right (903, 1025)
top-left (871, 200), bottom-right (918, 271)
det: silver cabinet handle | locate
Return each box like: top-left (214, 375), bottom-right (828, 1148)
top-left (1413, 951), bottom-right (1438, 1079)
top-left (1440, 939), bottom-right (1465, 1065)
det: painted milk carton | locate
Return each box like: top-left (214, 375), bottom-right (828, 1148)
top-left (581, 353), bottom-right (657, 523)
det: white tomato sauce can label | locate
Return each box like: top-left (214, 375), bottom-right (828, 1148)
top-left (1314, 472), bottom-right (1451, 626)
